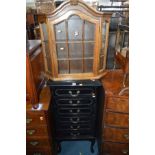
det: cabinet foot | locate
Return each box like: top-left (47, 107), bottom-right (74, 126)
top-left (57, 142), bottom-right (62, 153)
top-left (90, 139), bottom-right (95, 153)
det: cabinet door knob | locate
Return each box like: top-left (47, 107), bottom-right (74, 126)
top-left (26, 118), bottom-right (32, 124)
top-left (30, 141), bottom-right (39, 146)
top-left (74, 31), bottom-right (79, 36)
top-left (27, 129), bottom-right (36, 135)
top-left (60, 47), bottom-right (64, 51)
top-left (57, 30), bottom-right (62, 33)
top-left (122, 149), bottom-right (128, 154)
top-left (123, 134), bottom-right (129, 140)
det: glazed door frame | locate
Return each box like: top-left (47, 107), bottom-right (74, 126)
top-left (47, 10), bottom-right (101, 79)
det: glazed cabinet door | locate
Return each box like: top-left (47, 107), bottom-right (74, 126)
top-left (68, 15), bottom-right (83, 41)
top-left (52, 18), bottom-right (97, 75)
top-left (50, 14), bottom-right (98, 76)
top-left (40, 23), bottom-right (52, 73)
top-left (39, 0), bottom-right (112, 80)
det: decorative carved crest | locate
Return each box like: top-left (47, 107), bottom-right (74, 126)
top-left (70, 0), bottom-right (79, 5)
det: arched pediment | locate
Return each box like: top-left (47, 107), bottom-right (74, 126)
top-left (46, 0), bottom-right (111, 19)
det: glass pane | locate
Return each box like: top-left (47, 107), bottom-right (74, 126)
top-left (84, 59), bottom-right (93, 73)
top-left (99, 21), bottom-right (107, 70)
top-left (68, 15), bottom-right (83, 41)
top-left (84, 42), bottom-right (94, 58)
top-left (69, 43), bottom-right (82, 59)
top-left (70, 60), bottom-right (82, 73)
top-left (41, 23), bottom-right (48, 41)
top-left (54, 20), bottom-right (66, 41)
top-left (84, 21), bottom-right (95, 40)
top-left (58, 60), bottom-right (69, 74)
top-left (56, 43), bottom-right (68, 59)
top-left (106, 32), bottom-right (116, 69)
top-left (99, 56), bottom-right (104, 70)
top-left (102, 22), bottom-right (107, 51)
top-left (44, 42), bottom-right (52, 72)
top-left (123, 32), bottom-right (129, 47)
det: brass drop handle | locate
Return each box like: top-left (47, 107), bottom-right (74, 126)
top-left (123, 134), bottom-right (129, 140)
top-left (70, 125), bottom-right (80, 129)
top-left (122, 149), bottom-right (128, 154)
top-left (69, 100), bottom-right (73, 104)
top-left (70, 132), bottom-right (80, 136)
top-left (26, 118), bottom-right (32, 124)
top-left (76, 125), bottom-right (80, 129)
top-left (77, 100), bottom-right (80, 104)
top-left (57, 30), bottom-right (62, 33)
top-left (70, 125), bottom-right (73, 129)
top-left (69, 109), bottom-right (73, 113)
top-left (76, 118), bottom-right (80, 121)
top-left (68, 90), bottom-right (80, 97)
top-left (27, 129), bottom-right (36, 135)
top-left (30, 141), bottom-right (39, 146)
top-left (77, 109), bottom-right (80, 113)
top-left (70, 118), bottom-right (80, 123)
top-left (60, 47), bottom-right (64, 51)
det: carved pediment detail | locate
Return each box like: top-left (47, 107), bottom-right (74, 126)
top-left (70, 0), bottom-right (79, 5)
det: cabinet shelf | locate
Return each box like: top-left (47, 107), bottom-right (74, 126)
top-left (57, 57), bottom-right (93, 61)
top-left (56, 41), bottom-right (95, 43)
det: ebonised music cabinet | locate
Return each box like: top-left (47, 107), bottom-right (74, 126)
top-left (48, 79), bottom-right (104, 154)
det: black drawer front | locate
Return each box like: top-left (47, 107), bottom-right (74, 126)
top-left (54, 99), bottom-right (96, 111)
top-left (54, 88), bottom-right (96, 97)
top-left (55, 116), bottom-right (96, 131)
top-left (56, 116), bottom-right (95, 124)
top-left (56, 129), bottom-right (95, 138)
top-left (56, 98), bottom-right (95, 106)
top-left (56, 107), bottom-right (93, 115)
top-left (56, 123), bottom-right (93, 131)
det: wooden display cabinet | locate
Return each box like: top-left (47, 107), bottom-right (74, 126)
top-left (39, 0), bottom-right (112, 81)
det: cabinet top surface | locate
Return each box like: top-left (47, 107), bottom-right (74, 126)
top-left (47, 79), bottom-right (102, 87)
top-left (101, 70), bottom-right (129, 97)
